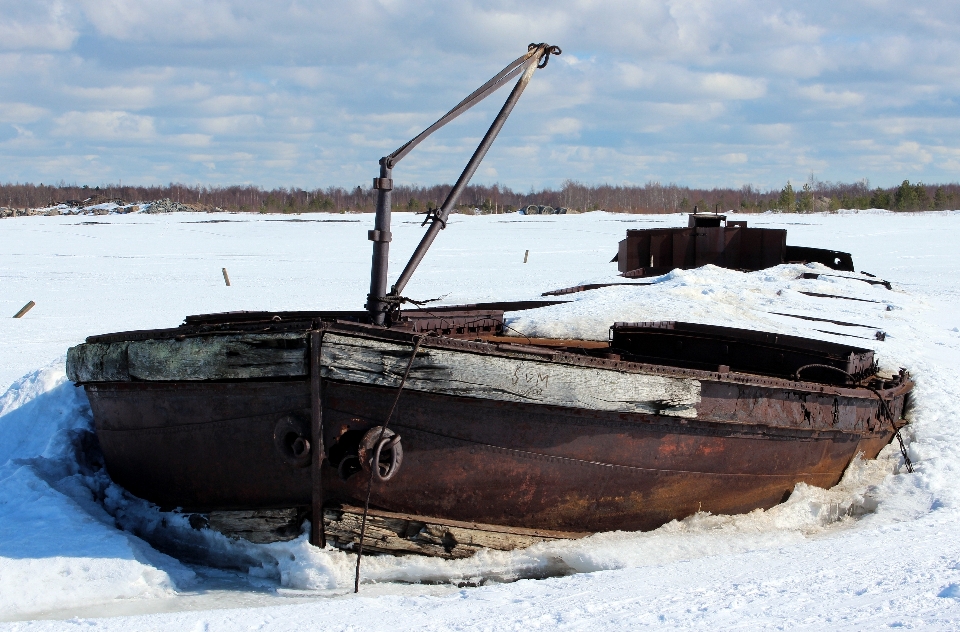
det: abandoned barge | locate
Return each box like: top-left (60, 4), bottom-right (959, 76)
top-left (613, 211), bottom-right (857, 278)
top-left (67, 44), bottom-right (913, 560)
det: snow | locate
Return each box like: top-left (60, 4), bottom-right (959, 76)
top-left (1, 210), bottom-right (959, 628)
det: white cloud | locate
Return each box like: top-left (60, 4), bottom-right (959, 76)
top-left (53, 110), bottom-right (156, 140)
top-left (760, 9), bottom-right (825, 43)
top-left (752, 123), bottom-right (793, 140)
top-left (0, 0), bottom-right (958, 188)
top-left (617, 65), bottom-right (765, 101)
top-left (0, 102), bottom-right (48, 123)
top-left (65, 86), bottom-right (155, 110)
top-left (646, 102), bottom-right (727, 123)
top-left (0, 1), bottom-right (78, 51)
top-left (872, 116), bottom-right (960, 136)
top-left (197, 115), bottom-right (264, 135)
top-left (543, 117), bottom-right (582, 138)
top-left (797, 84), bottom-right (864, 107)
top-left (699, 73), bottom-right (766, 100)
top-left (170, 134), bottom-right (212, 147)
top-left (187, 152), bottom-right (254, 163)
top-left (891, 141), bottom-right (933, 166)
top-left (619, 63), bottom-right (652, 90)
top-left (77, 0), bottom-right (248, 43)
top-left (198, 95), bottom-right (264, 115)
top-left (165, 82), bottom-right (215, 102)
top-left (721, 153), bottom-right (748, 164)
top-left (275, 67), bottom-right (328, 90)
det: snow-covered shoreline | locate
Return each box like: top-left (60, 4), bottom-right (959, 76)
top-left (1, 211), bottom-right (959, 628)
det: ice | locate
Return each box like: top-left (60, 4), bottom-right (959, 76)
top-left (0, 362), bottom-right (194, 620)
top-left (1, 210), bottom-right (959, 628)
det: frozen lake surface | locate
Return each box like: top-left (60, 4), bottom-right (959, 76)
top-left (1, 210), bottom-right (959, 629)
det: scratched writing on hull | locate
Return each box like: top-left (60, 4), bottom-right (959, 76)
top-left (512, 364), bottom-right (550, 398)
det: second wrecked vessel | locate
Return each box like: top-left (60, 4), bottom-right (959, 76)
top-left (614, 211), bottom-right (856, 278)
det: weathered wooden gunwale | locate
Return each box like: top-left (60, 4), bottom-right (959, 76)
top-left (68, 332), bottom-right (308, 383)
top-left (320, 332), bottom-right (701, 417)
top-left (69, 322), bottom-right (898, 400)
top-left (69, 323), bottom-right (909, 441)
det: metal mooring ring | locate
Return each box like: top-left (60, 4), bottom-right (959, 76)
top-left (359, 426), bottom-right (403, 482)
top-left (273, 415), bottom-right (312, 468)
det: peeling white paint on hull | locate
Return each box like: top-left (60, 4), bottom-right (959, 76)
top-left (321, 333), bottom-right (701, 417)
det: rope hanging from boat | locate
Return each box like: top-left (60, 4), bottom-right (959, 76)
top-left (793, 363), bottom-right (913, 473)
top-left (894, 429), bottom-right (914, 473)
top-left (354, 334), bottom-right (426, 593)
top-left (792, 363), bottom-right (856, 384)
top-left (866, 383), bottom-right (914, 473)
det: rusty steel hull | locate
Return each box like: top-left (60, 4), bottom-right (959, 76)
top-left (85, 373), bottom-right (908, 533)
top-left (614, 215), bottom-right (856, 279)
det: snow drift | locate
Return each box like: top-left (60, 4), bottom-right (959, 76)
top-left (1, 210), bottom-right (958, 627)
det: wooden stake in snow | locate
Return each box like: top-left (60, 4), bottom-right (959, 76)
top-left (13, 301), bottom-right (35, 318)
top-left (222, 268), bottom-right (231, 286)
top-left (523, 250), bottom-right (529, 263)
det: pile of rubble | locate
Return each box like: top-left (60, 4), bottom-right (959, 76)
top-left (519, 204), bottom-right (571, 215)
top-left (1, 198), bottom-right (227, 219)
top-left (143, 198), bottom-right (196, 214)
top-left (0, 207), bottom-right (63, 218)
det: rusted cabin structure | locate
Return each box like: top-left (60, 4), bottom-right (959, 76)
top-left (615, 213), bottom-right (855, 278)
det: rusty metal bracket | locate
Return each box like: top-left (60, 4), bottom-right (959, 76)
top-left (372, 177), bottom-right (393, 191)
top-left (420, 207), bottom-right (446, 229)
top-left (367, 229), bottom-right (392, 242)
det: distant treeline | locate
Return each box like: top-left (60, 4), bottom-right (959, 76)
top-left (1, 178), bottom-right (958, 214)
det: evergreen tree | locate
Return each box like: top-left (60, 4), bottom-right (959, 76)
top-left (796, 183), bottom-right (813, 213)
top-left (893, 180), bottom-right (917, 211)
top-left (933, 186), bottom-right (952, 210)
top-left (913, 182), bottom-right (929, 210)
top-left (870, 187), bottom-right (891, 209)
top-left (777, 181), bottom-right (795, 212)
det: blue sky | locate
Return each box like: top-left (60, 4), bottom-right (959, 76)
top-left (0, 1), bottom-right (957, 191)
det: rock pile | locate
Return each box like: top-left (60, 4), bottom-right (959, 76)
top-left (1, 208), bottom-right (42, 218)
top-left (144, 198), bottom-right (195, 214)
